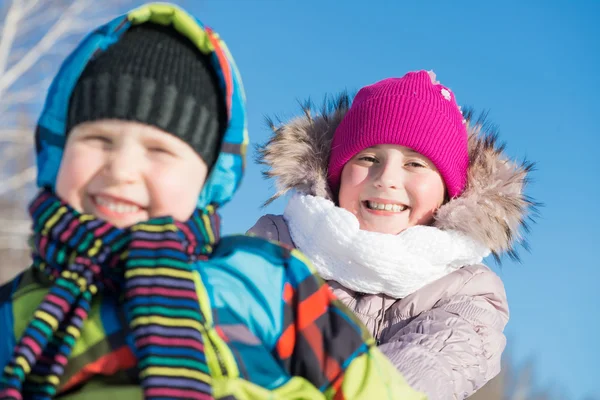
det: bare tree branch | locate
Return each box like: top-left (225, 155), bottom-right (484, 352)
top-left (0, 129), bottom-right (34, 142)
top-left (13, 8), bottom-right (62, 37)
top-left (0, 0), bottom-right (21, 78)
top-left (0, 166), bottom-right (36, 196)
top-left (0, 0), bottom-right (140, 284)
top-left (0, 147), bottom-right (31, 176)
top-left (0, 0), bottom-right (93, 96)
top-left (1, 79), bottom-right (50, 105)
top-left (0, 222), bottom-right (30, 235)
top-left (21, 0), bottom-right (43, 16)
top-left (468, 351), bottom-right (567, 400)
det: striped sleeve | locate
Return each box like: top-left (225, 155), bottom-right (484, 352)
top-left (276, 250), bottom-right (426, 399)
top-left (205, 236), bottom-right (425, 399)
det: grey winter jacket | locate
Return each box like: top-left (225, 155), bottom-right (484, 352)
top-left (248, 95), bottom-right (536, 400)
top-left (249, 215), bottom-right (508, 400)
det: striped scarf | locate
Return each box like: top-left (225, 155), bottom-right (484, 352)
top-left (0, 189), bottom-right (220, 400)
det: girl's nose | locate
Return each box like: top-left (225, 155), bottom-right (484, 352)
top-left (374, 161), bottom-right (403, 190)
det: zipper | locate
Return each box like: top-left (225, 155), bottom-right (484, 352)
top-left (192, 271), bottom-right (229, 379)
top-left (206, 326), bottom-right (228, 377)
top-left (374, 297), bottom-right (386, 345)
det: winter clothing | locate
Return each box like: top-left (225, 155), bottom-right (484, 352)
top-left (327, 70), bottom-right (469, 198)
top-left (2, 189), bottom-right (222, 399)
top-left (282, 193), bottom-right (490, 298)
top-left (67, 23), bottom-right (226, 169)
top-left (250, 89), bottom-right (537, 399)
top-left (0, 4), bottom-right (424, 400)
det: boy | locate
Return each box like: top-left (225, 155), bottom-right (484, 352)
top-left (0, 3), bottom-right (424, 400)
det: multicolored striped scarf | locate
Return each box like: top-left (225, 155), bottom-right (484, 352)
top-left (0, 189), bottom-right (220, 400)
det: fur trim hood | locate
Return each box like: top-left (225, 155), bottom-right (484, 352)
top-left (257, 93), bottom-right (538, 261)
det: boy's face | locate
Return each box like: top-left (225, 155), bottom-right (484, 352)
top-left (56, 120), bottom-right (208, 228)
top-left (338, 144), bottom-right (445, 235)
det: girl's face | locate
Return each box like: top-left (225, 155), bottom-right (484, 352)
top-left (338, 144), bottom-right (446, 235)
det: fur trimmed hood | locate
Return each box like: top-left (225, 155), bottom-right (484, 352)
top-left (257, 93), bottom-right (538, 261)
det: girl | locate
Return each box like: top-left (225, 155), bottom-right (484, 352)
top-left (249, 70), bottom-right (537, 400)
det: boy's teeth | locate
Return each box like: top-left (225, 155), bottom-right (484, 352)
top-left (367, 200), bottom-right (407, 212)
top-left (96, 196), bottom-right (140, 213)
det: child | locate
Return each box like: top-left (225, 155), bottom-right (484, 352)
top-left (0, 4), bottom-right (425, 400)
top-left (249, 71), bottom-right (537, 399)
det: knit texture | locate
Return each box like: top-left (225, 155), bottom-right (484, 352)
top-left (0, 189), bottom-right (220, 400)
top-left (67, 23), bottom-right (227, 169)
top-left (327, 70), bottom-right (469, 197)
top-left (283, 194), bottom-right (490, 298)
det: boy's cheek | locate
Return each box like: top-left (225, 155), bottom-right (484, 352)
top-left (55, 170), bottom-right (84, 212)
top-left (55, 153), bottom-right (96, 212)
top-left (149, 174), bottom-right (204, 221)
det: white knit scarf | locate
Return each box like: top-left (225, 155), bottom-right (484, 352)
top-left (283, 194), bottom-right (491, 298)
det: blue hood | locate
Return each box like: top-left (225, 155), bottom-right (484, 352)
top-left (35, 3), bottom-right (248, 209)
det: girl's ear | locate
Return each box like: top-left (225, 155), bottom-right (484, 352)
top-left (443, 192), bottom-right (451, 205)
top-left (331, 182), bottom-right (340, 206)
top-left (432, 192), bottom-right (450, 225)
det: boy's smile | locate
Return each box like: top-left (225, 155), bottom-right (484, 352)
top-left (89, 193), bottom-right (147, 223)
top-left (56, 119), bottom-right (209, 228)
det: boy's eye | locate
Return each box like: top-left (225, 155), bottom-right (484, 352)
top-left (85, 135), bottom-right (112, 144)
top-left (148, 147), bottom-right (174, 156)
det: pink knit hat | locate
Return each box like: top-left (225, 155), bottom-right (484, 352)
top-left (328, 70), bottom-right (469, 198)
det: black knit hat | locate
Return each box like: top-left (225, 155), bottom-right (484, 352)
top-left (67, 23), bottom-right (227, 169)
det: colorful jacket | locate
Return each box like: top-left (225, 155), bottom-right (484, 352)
top-left (248, 95), bottom-right (539, 400)
top-left (0, 4), bottom-right (425, 399)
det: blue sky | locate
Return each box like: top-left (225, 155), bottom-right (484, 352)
top-left (188, 1), bottom-right (599, 398)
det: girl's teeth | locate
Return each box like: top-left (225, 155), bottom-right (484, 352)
top-left (96, 196), bottom-right (140, 214)
top-left (367, 201), bottom-right (407, 212)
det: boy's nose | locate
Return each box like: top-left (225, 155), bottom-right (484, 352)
top-left (103, 148), bottom-right (141, 183)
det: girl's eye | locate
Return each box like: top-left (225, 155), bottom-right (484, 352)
top-left (358, 156), bottom-right (378, 163)
top-left (406, 161), bottom-right (426, 168)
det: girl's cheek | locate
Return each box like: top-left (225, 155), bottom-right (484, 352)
top-left (344, 164), bottom-right (370, 186)
top-left (413, 174), bottom-right (446, 208)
